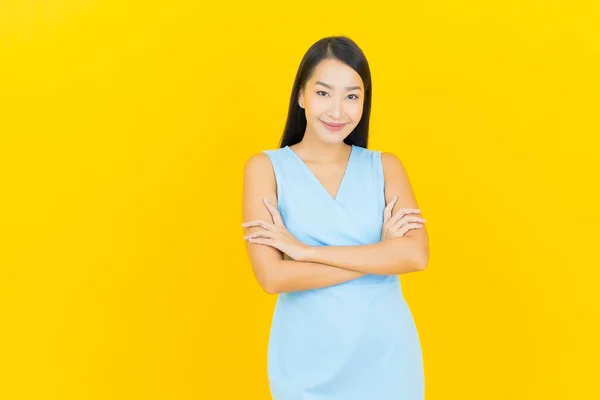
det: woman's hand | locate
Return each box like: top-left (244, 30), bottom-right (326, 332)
top-left (242, 198), bottom-right (311, 262)
top-left (381, 196), bottom-right (426, 240)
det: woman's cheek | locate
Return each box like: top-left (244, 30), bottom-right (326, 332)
top-left (350, 103), bottom-right (364, 119)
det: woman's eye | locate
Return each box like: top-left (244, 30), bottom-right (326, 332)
top-left (316, 91), bottom-right (359, 100)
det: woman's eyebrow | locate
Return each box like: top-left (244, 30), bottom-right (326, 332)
top-left (315, 81), bottom-right (362, 91)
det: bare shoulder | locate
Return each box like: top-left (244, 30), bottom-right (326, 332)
top-left (381, 151), bottom-right (404, 172)
top-left (242, 151), bottom-right (278, 217)
top-left (244, 152), bottom-right (274, 177)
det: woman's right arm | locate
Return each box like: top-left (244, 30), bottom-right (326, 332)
top-left (242, 153), bottom-right (365, 294)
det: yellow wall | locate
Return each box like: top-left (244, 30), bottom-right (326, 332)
top-left (1, 1), bottom-right (598, 399)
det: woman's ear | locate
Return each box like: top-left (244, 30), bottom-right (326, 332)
top-left (298, 89), bottom-right (304, 109)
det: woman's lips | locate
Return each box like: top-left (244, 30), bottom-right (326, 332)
top-left (320, 120), bottom-right (347, 131)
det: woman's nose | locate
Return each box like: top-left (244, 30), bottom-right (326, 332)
top-left (328, 100), bottom-right (342, 118)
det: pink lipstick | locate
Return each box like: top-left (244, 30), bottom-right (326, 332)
top-left (320, 120), bottom-right (347, 131)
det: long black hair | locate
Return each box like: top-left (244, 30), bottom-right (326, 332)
top-left (278, 36), bottom-right (373, 149)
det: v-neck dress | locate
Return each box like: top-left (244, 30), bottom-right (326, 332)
top-left (262, 144), bottom-right (424, 400)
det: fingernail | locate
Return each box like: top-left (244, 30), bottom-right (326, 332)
top-left (264, 198), bottom-right (269, 203)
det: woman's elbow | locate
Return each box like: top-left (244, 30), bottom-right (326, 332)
top-left (248, 258), bottom-right (281, 294)
top-left (257, 270), bottom-right (280, 295)
top-left (414, 249), bottom-right (429, 271)
top-left (262, 280), bottom-right (279, 294)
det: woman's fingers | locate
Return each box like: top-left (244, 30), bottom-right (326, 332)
top-left (247, 236), bottom-right (273, 245)
top-left (395, 223), bottom-right (423, 236)
top-left (390, 215), bottom-right (426, 232)
top-left (389, 223), bottom-right (423, 238)
top-left (244, 229), bottom-right (274, 240)
top-left (263, 198), bottom-right (284, 227)
top-left (241, 220), bottom-right (275, 230)
top-left (387, 208), bottom-right (421, 227)
top-left (383, 196), bottom-right (398, 223)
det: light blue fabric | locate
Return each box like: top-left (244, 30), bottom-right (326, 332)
top-left (262, 144), bottom-right (424, 400)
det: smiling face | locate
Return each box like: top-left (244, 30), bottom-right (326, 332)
top-left (298, 58), bottom-right (365, 145)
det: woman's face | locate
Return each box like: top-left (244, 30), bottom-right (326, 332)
top-left (298, 58), bottom-right (365, 144)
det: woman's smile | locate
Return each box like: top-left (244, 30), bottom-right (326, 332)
top-left (320, 120), bottom-right (348, 131)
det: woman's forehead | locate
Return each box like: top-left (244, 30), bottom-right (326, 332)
top-left (310, 60), bottom-right (363, 88)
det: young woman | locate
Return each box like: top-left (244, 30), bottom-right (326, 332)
top-left (242, 36), bottom-right (429, 400)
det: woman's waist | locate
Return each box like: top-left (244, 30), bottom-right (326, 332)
top-left (271, 280), bottom-right (411, 338)
top-left (341, 273), bottom-right (399, 286)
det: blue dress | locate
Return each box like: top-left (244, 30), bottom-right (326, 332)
top-left (262, 144), bottom-right (424, 400)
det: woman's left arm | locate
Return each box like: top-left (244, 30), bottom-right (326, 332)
top-left (301, 152), bottom-right (429, 275)
top-left (301, 235), bottom-right (428, 275)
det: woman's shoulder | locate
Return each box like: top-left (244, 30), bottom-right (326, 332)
top-left (243, 147), bottom-right (286, 175)
top-left (243, 152), bottom-right (276, 191)
top-left (261, 146), bottom-right (287, 156)
top-left (353, 145), bottom-right (383, 165)
top-left (355, 144), bottom-right (382, 155)
top-left (379, 150), bottom-right (403, 166)
top-left (379, 150), bottom-right (412, 188)
top-left (244, 151), bottom-right (274, 171)
top-left (360, 148), bottom-right (408, 179)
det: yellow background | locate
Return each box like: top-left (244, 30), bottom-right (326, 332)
top-left (1, 1), bottom-right (598, 399)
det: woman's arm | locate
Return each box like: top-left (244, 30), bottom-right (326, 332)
top-left (242, 151), bottom-right (428, 293)
top-left (301, 237), bottom-right (427, 275)
top-left (299, 151), bottom-right (430, 275)
top-left (268, 258), bottom-right (366, 293)
top-left (242, 153), bottom-right (366, 294)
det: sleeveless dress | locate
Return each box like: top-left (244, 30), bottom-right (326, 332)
top-left (262, 144), bottom-right (424, 400)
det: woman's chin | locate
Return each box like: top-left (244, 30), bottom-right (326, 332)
top-left (317, 134), bottom-right (345, 144)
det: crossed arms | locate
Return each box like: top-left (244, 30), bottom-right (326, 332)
top-left (242, 152), bottom-right (429, 294)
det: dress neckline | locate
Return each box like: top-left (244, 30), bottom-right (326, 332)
top-left (284, 144), bottom-right (355, 202)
